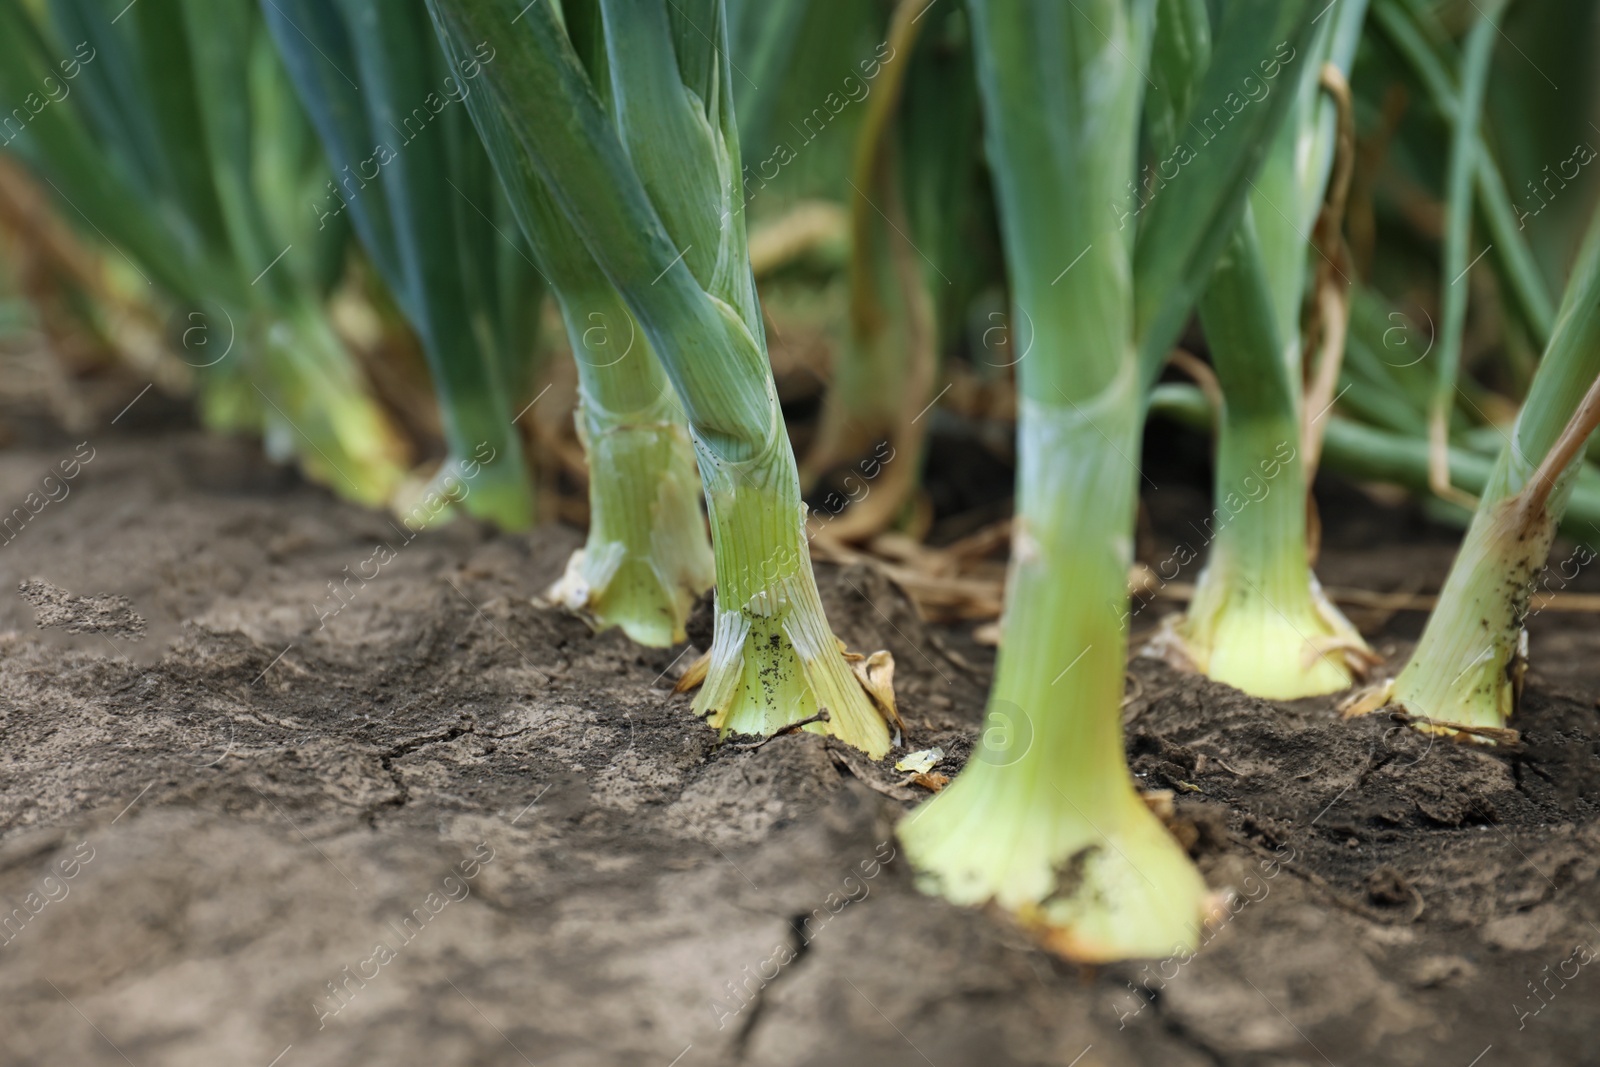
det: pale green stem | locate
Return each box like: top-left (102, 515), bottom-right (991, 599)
top-left (901, 385), bottom-right (1207, 959)
top-left (694, 396), bottom-right (891, 756)
top-left (1428, 4), bottom-right (1500, 492)
top-left (1392, 206), bottom-right (1600, 730)
top-left (897, 0), bottom-right (1210, 961)
top-left (1180, 222), bottom-right (1366, 698)
top-left (1389, 495), bottom-right (1547, 730)
top-left (548, 286), bottom-right (713, 646)
top-left (260, 302), bottom-right (406, 509)
top-left (1182, 406), bottom-right (1361, 696)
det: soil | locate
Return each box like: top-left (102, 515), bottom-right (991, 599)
top-left (3, 406), bottom-right (1600, 1067)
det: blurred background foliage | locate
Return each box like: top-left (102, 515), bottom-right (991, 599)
top-left (0, 0), bottom-right (1598, 558)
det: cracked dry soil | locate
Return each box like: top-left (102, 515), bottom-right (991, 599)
top-left (2, 427), bottom-right (1600, 1067)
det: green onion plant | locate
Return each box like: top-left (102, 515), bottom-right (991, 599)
top-left (1158, 0), bottom-right (1375, 699)
top-left (263, 0), bottom-right (542, 529)
top-left (1367, 206), bottom-right (1600, 734)
top-left (432, 4), bottom-right (714, 645)
top-left (1150, 2), bottom-right (1600, 542)
top-left (899, 0), bottom-right (1317, 960)
top-left (898, 0), bottom-right (1202, 962)
top-left (0, 0), bottom-right (409, 506)
top-left (426, 0), bottom-right (896, 755)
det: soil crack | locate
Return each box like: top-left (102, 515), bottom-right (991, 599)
top-left (732, 914), bottom-right (816, 1063)
top-left (367, 723), bottom-right (474, 827)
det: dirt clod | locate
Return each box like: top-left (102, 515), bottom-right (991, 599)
top-left (1364, 864), bottom-right (1411, 905)
top-left (18, 577), bottom-right (145, 638)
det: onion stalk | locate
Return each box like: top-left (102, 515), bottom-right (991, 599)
top-left (1166, 219), bottom-right (1371, 697)
top-left (426, 0), bottom-right (895, 755)
top-left (436, 17), bottom-right (714, 645)
top-left (547, 289), bottom-right (715, 648)
top-left (900, 0), bottom-right (1212, 961)
top-left (1371, 207), bottom-right (1600, 734)
top-left (263, 0), bottom-right (540, 530)
top-left (900, 0), bottom-right (1320, 960)
top-left (1424, 0), bottom-right (1502, 508)
top-left (1153, 0), bottom-right (1373, 699)
top-left (1370, 0), bottom-right (1554, 346)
